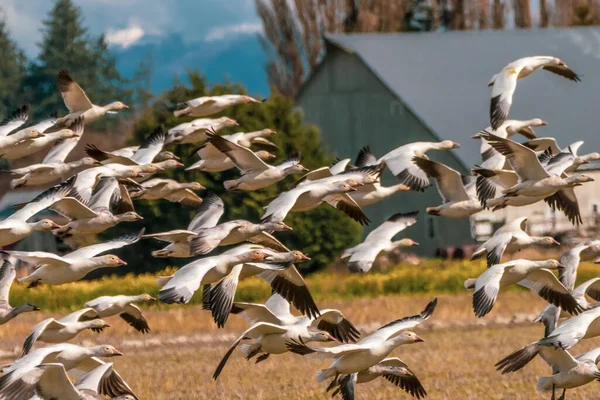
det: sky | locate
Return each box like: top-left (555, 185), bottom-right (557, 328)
top-left (3, 0), bottom-right (263, 55)
top-left (2, 0), bottom-right (269, 94)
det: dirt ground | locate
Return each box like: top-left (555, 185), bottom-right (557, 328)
top-left (1, 292), bottom-right (600, 399)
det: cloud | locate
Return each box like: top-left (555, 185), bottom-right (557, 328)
top-left (204, 22), bottom-right (262, 42)
top-left (105, 22), bottom-right (145, 48)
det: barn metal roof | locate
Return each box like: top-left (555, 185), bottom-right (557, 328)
top-left (326, 28), bottom-right (600, 166)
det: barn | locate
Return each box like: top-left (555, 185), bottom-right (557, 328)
top-left (295, 27), bottom-right (600, 256)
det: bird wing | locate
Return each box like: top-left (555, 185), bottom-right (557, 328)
top-left (68, 357), bottom-right (138, 399)
top-left (364, 211), bottom-right (419, 243)
top-left (158, 258), bottom-right (218, 304)
top-left (186, 193), bottom-right (224, 233)
top-left (8, 251), bottom-right (70, 267)
top-left (292, 167), bottom-right (332, 188)
top-left (212, 322), bottom-right (288, 380)
top-left (10, 180), bottom-right (74, 221)
top-left (383, 152), bottom-right (430, 191)
top-left (481, 132), bottom-right (549, 181)
top-left (324, 194), bottom-right (370, 225)
top-left (495, 217), bottom-right (528, 235)
top-left (57, 70), bottom-right (93, 112)
top-left (576, 347), bottom-right (600, 365)
top-left (472, 263), bottom-right (515, 318)
top-left (143, 230), bottom-right (196, 243)
top-left (262, 186), bottom-right (312, 223)
top-left (489, 65), bottom-right (520, 129)
top-left (310, 309), bottom-right (361, 343)
top-left (43, 137), bottom-right (80, 164)
top-left (0, 105), bottom-right (28, 136)
top-left (166, 189), bottom-right (203, 208)
top-left (413, 157), bottom-right (469, 202)
top-left (190, 222), bottom-right (241, 255)
top-left (477, 232), bottom-right (513, 268)
top-left (120, 304), bottom-right (150, 333)
top-left (544, 188), bottom-right (582, 226)
top-left (538, 347), bottom-right (579, 372)
top-left (50, 197), bottom-right (98, 220)
top-left (230, 302), bottom-right (284, 325)
top-left (574, 278), bottom-right (600, 302)
top-left (208, 132), bottom-right (269, 173)
top-left (66, 229), bottom-right (143, 259)
top-left (58, 308), bottom-right (99, 324)
top-left (519, 269), bottom-right (582, 315)
top-left (34, 363), bottom-right (80, 400)
top-left (85, 144), bottom-right (138, 165)
top-left (131, 125), bottom-right (166, 164)
top-left (542, 64), bottom-right (581, 82)
top-left (247, 231), bottom-right (291, 253)
top-left (522, 137), bottom-right (561, 154)
top-left (558, 245), bottom-right (589, 291)
top-left (258, 266), bottom-right (320, 319)
top-left (360, 298), bottom-right (437, 344)
top-left (0, 259), bottom-right (15, 303)
top-left (22, 319), bottom-right (67, 355)
top-left (88, 176), bottom-right (121, 211)
top-left (73, 362), bottom-right (114, 393)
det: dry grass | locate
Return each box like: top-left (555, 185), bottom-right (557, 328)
top-left (2, 292), bottom-right (600, 399)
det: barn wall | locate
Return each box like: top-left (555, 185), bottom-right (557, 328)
top-left (296, 45), bottom-right (473, 256)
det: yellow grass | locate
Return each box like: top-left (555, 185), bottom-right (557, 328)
top-left (10, 259), bottom-right (600, 312)
top-left (2, 292), bottom-right (600, 399)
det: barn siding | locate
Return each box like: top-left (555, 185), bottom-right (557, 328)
top-left (296, 45), bottom-right (473, 256)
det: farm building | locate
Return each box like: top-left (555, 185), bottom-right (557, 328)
top-left (295, 27), bottom-right (600, 256)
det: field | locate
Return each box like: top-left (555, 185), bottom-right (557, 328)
top-left (2, 290), bottom-right (600, 399)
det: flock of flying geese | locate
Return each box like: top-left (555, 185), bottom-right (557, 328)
top-left (0, 55), bottom-right (597, 399)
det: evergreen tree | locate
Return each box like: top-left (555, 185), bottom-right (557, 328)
top-left (0, 16), bottom-right (28, 117)
top-left (112, 70), bottom-right (362, 275)
top-left (27, 0), bottom-right (130, 126)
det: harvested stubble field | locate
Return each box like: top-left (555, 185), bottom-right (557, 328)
top-left (2, 291), bottom-right (600, 399)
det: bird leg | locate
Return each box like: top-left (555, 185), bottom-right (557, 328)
top-left (557, 389), bottom-right (566, 400)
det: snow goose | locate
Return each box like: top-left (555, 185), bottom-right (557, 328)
top-left (10, 157), bottom-right (100, 189)
top-left (471, 217), bottom-right (559, 267)
top-left (84, 294), bottom-right (155, 334)
top-left (355, 141), bottom-right (460, 191)
top-left (144, 192), bottom-right (224, 258)
top-left (84, 126), bottom-right (177, 168)
top-left (496, 306), bottom-right (600, 373)
top-left (51, 69), bottom-right (128, 129)
top-left (8, 362), bottom-right (136, 400)
top-left (157, 248), bottom-right (270, 305)
top-left (189, 213), bottom-right (292, 255)
top-left (12, 229), bottom-right (141, 287)
top-left (166, 116), bottom-right (238, 145)
top-left (0, 180), bottom-right (77, 247)
top-left (161, 242), bottom-right (319, 324)
top-left (0, 104), bottom-right (29, 136)
top-left (0, 343), bottom-right (124, 397)
top-left (286, 298), bottom-right (436, 383)
top-left (413, 156), bottom-right (483, 218)
top-left (326, 357), bottom-right (426, 400)
top-left (231, 293), bottom-right (360, 344)
top-left (481, 132), bottom-right (593, 208)
top-left (212, 321), bottom-right (335, 380)
top-left (0, 258), bottom-right (40, 325)
top-left (53, 177), bottom-right (142, 239)
top-left (186, 129), bottom-right (277, 172)
top-left (472, 118), bottom-right (547, 170)
top-left (21, 308), bottom-right (108, 355)
top-left (206, 132), bottom-right (308, 190)
top-left (342, 211), bottom-right (419, 273)
top-left (348, 172), bottom-right (410, 207)
top-left (0, 129), bottom-right (45, 156)
top-left (489, 56), bottom-right (580, 129)
top-left (261, 180), bottom-right (368, 225)
top-left (557, 244), bottom-right (591, 291)
top-left (173, 94), bottom-right (260, 117)
top-left (186, 246), bottom-right (310, 328)
top-left (523, 137), bottom-right (600, 172)
top-left (464, 259), bottom-right (581, 318)
top-left (129, 178), bottom-right (204, 207)
top-left (1, 117), bottom-right (83, 160)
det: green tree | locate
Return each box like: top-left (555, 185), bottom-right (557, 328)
top-left (0, 16), bottom-right (28, 117)
top-left (26, 0), bottom-right (130, 126)
top-left (114, 70), bottom-right (362, 274)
